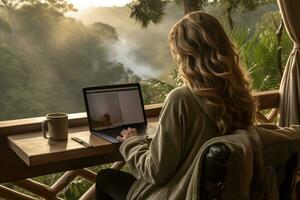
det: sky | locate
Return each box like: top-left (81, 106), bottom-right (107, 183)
top-left (68, 0), bottom-right (131, 10)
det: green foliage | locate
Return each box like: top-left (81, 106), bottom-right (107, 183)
top-left (170, 66), bottom-right (183, 87)
top-left (43, 0), bottom-right (77, 13)
top-left (128, 0), bottom-right (273, 28)
top-left (90, 22), bottom-right (118, 41)
top-left (217, 0), bottom-right (256, 10)
top-left (64, 178), bottom-right (92, 200)
top-left (0, 0), bottom-right (76, 13)
top-left (141, 79), bottom-right (175, 104)
top-left (230, 11), bottom-right (292, 90)
top-left (140, 65), bottom-right (184, 104)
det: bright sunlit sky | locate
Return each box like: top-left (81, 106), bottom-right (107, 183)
top-left (68, 0), bottom-right (131, 10)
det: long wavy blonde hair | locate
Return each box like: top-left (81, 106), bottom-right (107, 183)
top-left (168, 11), bottom-right (256, 134)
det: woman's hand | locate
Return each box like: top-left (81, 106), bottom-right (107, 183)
top-left (117, 127), bottom-right (138, 142)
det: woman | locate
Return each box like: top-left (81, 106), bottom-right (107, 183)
top-left (96, 11), bottom-right (256, 200)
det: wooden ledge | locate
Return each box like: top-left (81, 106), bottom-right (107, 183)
top-left (0, 104), bottom-right (163, 136)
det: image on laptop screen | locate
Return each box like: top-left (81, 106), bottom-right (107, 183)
top-left (85, 86), bottom-right (145, 131)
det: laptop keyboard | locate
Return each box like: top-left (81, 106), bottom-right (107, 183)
top-left (103, 128), bottom-right (124, 138)
top-left (102, 126), bottom-right (156, 138)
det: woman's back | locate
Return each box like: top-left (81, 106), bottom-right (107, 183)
top-left (120, 86), bottom-right (220, 200)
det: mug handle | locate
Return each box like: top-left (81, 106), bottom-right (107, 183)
top-left (42, 119), bottom-right (51, 139)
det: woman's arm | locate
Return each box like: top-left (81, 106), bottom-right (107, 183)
top-left (119, 89), bottom-right (188, 185)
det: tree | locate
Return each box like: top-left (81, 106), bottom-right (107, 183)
top-left (129, 0), bottom-right (207, 27)
top-left (90, 22), bottom-right (118, 41)
top-left (215, 0), bottom-right (256, 30)
top-left (41, 0), bottom-right (76, 14)
top-left (0, 0), bottom-right (75, 39)
top-left (128, 0), bottom-right (266, 29)
top-left (0, 0), bottom-right (76, 13)
top-left (0, 0), bottom-right (33, 37)
top-left (0, 0), bottom-right (31, 9)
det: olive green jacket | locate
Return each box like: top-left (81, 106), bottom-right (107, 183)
top-left (120, 86), bottom-right (220, 200)
top-left (120, 86), bottom-right (300, 200)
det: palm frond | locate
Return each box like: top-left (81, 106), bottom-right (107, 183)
top-left (128, 0), bottom-right (169, 27)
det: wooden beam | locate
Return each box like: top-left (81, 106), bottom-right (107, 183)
top-left (111, 161), bottom-right (126, 170)
top-left (79, 184), bottom-right (95, 200)
top-left (256, 112), bottom-right (271, 124)
top-left (0, 184), bottom-right (36, 200)
top-left (50, 171), bottom-right (78, 194)
top-left (253, 90), bottom-right (279, 110)
top-left (14, 179), bottom-right (60, 200)
top-left (76, 169), bottom-right (97, 182)
top-left (9, 170), bottom-right (96, 200)
top-left (267, 109), bottom-right (278, 122)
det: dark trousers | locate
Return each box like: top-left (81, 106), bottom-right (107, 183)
top-left (96, 168), bottom-right (136, 200)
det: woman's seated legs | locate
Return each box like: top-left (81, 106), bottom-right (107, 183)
top-left (96, 168), bottom-right (136, 200)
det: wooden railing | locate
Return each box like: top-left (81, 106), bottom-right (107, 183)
top-left (253, 90), bottom-right (279, 123)
top-left (0, 90), bottom-right (280, 200)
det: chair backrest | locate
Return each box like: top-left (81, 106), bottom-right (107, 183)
top-left (199, 143), bottom-right (298, 200)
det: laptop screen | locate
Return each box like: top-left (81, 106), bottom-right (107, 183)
top-left (84, 85), bottom-right (146, 131)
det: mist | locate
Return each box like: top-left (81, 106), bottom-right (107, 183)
top-left (107, 38), bottom-right (161, 78)
top-left (0, 5), bottom-right (137, 120)
top-left (69, 4), bottom-right (184, 81)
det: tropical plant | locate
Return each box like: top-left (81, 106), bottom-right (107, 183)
top-left (230, 11), bottom-right (292, 91)
top-left (141, 79), bottom-right (175, 104)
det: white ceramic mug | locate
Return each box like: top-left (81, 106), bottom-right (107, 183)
top-left (42, 113), bottom-right (68, 141)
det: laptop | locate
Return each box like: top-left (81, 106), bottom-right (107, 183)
top-left (83, 83), bottom-right (155, 143)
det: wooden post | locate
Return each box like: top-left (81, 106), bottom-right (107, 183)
top-left (276, 19), bottom-right (284, 78)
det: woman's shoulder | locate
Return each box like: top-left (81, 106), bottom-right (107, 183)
top-left (166, 86), bottom-right (216, 122)
top-left (167, 86), bottom-right (192, 100)
top-left (165, 86), bottom-right (199, 107)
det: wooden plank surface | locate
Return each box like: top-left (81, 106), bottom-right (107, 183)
top-left (0, 142), bottom-right (123, 183)
top-left (7, 127), bottom-right (111, 166)
top-left (7, 119), bottom-right (158, 167)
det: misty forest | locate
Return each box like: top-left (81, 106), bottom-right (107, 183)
top-left (0, 0), bottom-right (295, 199)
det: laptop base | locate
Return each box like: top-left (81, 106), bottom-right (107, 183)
top-left (93, 126), bottom-right (155, 143)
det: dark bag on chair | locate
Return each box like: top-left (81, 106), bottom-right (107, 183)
top-left (200, 143), bottom-right (298, 200)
